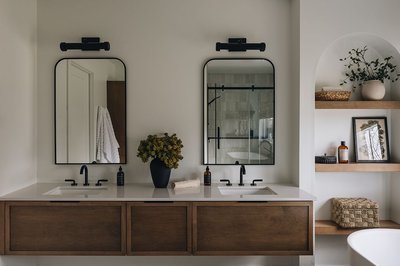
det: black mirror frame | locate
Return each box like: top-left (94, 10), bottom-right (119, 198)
top-left (202, 57), bottom-right (275, 165)
top-left (54, 57), bottom-right (127, 165)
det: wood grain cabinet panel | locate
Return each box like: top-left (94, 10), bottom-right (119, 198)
top-left (5, 201), bottom-right (126, 255)
top-left (128, 202), bottom-right (191, 255)
top-left (0, 202), bottom-right (4, 255)
top-left (193, 201), bottom-right (313, 255)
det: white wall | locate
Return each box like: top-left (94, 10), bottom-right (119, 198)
top-left (298, 0), bottom-right (400, 265)
top-left (0, 0), bottom-right (38, 264)
top-left (0, 0), bottom-right (37, 194)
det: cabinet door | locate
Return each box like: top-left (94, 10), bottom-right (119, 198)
top-left (0, 202), bottom-right (4, 255)
top-left (193, 201), bottom-right (313, 255)
top-left (128, 202), bottom-right (191, 255)
top-left (5, 201), bottom-right (126, 255)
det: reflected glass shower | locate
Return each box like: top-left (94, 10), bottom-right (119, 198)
top-left (204, 59), bottom-right (275, 165)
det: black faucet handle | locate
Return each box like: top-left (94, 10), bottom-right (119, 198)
top-left (241, 164), bottom-right (246, 175)
top-left (65, 179), bottom-right (78, 186)
top-left (95, 179), bottom-right (108, 186)
top-left (251, 179), bottom-right (263, 186)
top-left (220, 179), bottom-right (232, 186)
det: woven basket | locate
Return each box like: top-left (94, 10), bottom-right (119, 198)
top-left (315, 91), bottom-right (351, 101)
top-left (331, 198), bottom-right (379, 228)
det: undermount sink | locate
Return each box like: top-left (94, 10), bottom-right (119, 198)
top-left (218, 186), bottom-right (276, 196)
top-left (43, 186), bottom-right (107, 196)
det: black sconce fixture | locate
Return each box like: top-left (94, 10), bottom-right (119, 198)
top-left (216, 38), bottom-right (266, 52)
top-left (60, 37), bottom-right (110, 52)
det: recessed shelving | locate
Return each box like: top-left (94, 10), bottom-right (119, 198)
top-left (315, 220), bottom-right (400, 235)
top-left (315, 100), bottom-right (400, 109)
top-left (315, 163), bottom-right (400, 172)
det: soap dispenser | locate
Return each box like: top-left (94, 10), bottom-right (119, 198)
top-left (204, 166), bottom-right (211, 186)
top-left (117, 166), bottom-right (124, 186)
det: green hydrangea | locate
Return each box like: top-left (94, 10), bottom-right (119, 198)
top-left (137, 133), bottom-right (184, 169)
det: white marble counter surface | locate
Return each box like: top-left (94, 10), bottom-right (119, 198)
top-left (0, 183), bottom-right (316, 202)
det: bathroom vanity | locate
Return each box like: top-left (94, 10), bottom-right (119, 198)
top-left (0, 183), bottom-right (314, 256)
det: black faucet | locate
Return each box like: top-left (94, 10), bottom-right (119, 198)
top-left (80, 165), bottom-right (89, 186)
top-left (235, 161), bottom-right (246, 186)
top-left (239, 165), bottom-right (246, 186)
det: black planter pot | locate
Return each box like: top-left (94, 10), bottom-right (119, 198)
top-left (150, 158), bottom-right (171, 188)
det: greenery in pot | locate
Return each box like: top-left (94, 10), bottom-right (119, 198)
top-left (137, 133), bottom-right (183, 169)
top-left (339, 46), bottom-right (400, 91)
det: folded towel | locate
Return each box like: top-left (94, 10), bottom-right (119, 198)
top-left (171, 179), bottom-right (201, 189)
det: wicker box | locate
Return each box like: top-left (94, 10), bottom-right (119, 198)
top-left (315, 90), bottom-right (351, 101)
top-left (331, 198), bottom-right (380, 228)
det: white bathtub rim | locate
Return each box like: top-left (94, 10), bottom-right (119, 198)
top-left (347, 228), bottom-right (400, 266)
top-left (347, 229), bottom-right (376, 265)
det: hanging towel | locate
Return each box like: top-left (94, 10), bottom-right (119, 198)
top-left (96, 106), bottom-right (120, 163)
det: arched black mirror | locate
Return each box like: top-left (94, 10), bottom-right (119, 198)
top-left (203, 58), bottom-right (275, 165)
top-left (55, 58), bottom-right (126, 164)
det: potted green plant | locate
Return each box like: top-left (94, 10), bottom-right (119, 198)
top-left (340, 46), bottom-right (400, 100)
top-left (137, 133), bottom-right (183, 188)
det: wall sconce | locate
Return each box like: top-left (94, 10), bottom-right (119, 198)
top-left (60, 37), bottom-right (110, 51)
top-left (216, 38), bottom-right (266, 52)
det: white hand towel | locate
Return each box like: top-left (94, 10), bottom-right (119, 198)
top-left (96, 106), bottom-right (120, 163)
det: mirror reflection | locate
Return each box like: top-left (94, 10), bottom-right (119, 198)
top-left (55, 58), bottom-right (126, 164)
top-left (203, 59), bottom-right (275, 165)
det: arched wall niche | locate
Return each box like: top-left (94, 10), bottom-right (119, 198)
top-left (315, 33), bottom-right (400, 100)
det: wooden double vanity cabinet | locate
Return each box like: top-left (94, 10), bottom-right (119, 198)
top-left (0, 200), bottom-right (313, 256)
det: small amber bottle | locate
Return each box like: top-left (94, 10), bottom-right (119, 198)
top-left (338, 141), bottom-right (349, 164)
top-left (204, 166), bottom-right (211, 186)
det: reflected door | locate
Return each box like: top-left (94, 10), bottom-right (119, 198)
top-left (68, 62), bottom-right (91, 163)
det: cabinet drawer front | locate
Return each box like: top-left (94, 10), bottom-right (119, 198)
top-left (128, 202), bottom-right (191, 255)
top-left (193, 202), bottom-right (313, 255)
top-left (5, 202), bottom-right (126, 255)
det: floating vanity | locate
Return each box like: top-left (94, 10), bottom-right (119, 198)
top-left (0, 183), bottom-right (314, 256)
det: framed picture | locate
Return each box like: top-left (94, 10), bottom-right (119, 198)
top-left (352, 117), bottom-right (390, 163)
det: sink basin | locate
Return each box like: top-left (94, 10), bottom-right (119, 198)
top-left (43, 186), bottom-right (107, 196)
top-left (218, 186), bottom-right (276, 196)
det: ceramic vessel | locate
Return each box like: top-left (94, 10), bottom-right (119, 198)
top-left (361, 80), bottom-right (385, 100)
top-left (150, 158), bottom-right (171, 188)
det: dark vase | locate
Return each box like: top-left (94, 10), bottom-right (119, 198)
top-left (150, 158), bottom-right (171, 188)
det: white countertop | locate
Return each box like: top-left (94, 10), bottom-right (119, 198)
top-left (0, 183), bottom-right (315, 202)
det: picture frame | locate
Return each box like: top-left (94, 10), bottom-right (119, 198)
top-left (352, 117), bottom-right (390, 163)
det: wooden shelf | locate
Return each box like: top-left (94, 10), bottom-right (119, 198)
top-left (315, 163), bottom-right (400, 172)
top-left (315, 101), bottom-right (400, 109)
top-left (316, 220), bottom-right (400, 235)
